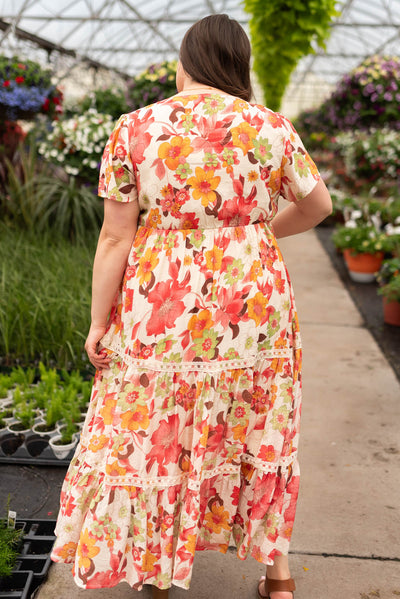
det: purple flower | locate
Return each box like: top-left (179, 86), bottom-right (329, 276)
top-left (383, 92), bottom-right (393, 101)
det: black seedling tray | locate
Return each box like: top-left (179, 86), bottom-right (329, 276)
top-left (0, 430), bottom-right (77, 466)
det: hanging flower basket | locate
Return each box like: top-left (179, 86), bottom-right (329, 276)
top-left (0, 55), bottom-right (63, 121)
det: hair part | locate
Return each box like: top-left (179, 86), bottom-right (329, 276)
top-left (179, 14), bottom-right (253, 102)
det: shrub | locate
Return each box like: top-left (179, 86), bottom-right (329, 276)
top-left (77, 88), bottom-right (129, 120)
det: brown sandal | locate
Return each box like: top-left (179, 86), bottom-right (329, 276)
top-left (257, 575), bottom-right (296, 598)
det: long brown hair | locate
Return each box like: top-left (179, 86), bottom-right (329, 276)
top-left (179, 14), bottom-right (253, 101)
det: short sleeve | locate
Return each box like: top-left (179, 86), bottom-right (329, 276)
top-left (98, 114), bottom-right (138, 203)
top-left (279, 116), bottom-right (320, 203)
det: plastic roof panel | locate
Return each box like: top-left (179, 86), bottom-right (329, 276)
top-left (1, 0), bottom-right (399, 112)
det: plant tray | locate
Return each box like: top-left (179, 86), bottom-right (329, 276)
top-left (0, 570), bottom-right (34, 599)
top-left (0, 520), bottom-right (56, 598)
top-left (0, 430), bottom-right (78, 466)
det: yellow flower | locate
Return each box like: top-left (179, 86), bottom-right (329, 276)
top-left (106, 460), bottom-right (127, 477)
top-left (187, 167), bottom-right (220, 206)
top-left (231, 122), bottom-right (258, 154)
top-left (137, 248), bottom-right (159, 285)
top-left (120, 403), bottom-right (150, 431)
top-left (146, 208), bottom-right (161, 228)
top-left (100, 396), bottom-right (117, 426)
top-left (77, 529), bottom-right (100, 569)
top-left (269, 169), bottom-right (281, 194)
top-left (204, 503), bottom-right (231, 534)
top-left (205, 246), bottom-right (224, 271)
top-left (249, 260), bottom-right (262, 282)
top-left (142, 548), bottom-right (158, 572)
top-left (247, 291), bottom-right (268, 326)
top-left (232, 422), bottom-right (247, 443)
top-left (158, 136), bottom-right (193, 170)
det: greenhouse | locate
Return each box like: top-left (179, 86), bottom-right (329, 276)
top-left (0, 1), bottom-right (399, 598)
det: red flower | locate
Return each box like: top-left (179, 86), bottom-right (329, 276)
top-left (17, 63), bottom-right (26, 70)
top-left (15, 76), bottom-right (25, 84)
top-left (42, 98), bottom-right (50, 111)
top-left (146, 277), bottom-right (188, 336)
top-left (2, 80), bottom-right (10, 87)
top-left (148, 414), bottom-right (182, 465)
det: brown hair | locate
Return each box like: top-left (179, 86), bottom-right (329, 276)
top-left (179, 14), bottom-right (253, 102)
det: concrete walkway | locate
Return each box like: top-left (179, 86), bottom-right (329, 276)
top-left (37, 230), bottom-right (400, 599)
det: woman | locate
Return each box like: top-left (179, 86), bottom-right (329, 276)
top-left (51, 14), bottom-right (332, 599)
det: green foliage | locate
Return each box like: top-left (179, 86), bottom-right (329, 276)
top-left (0, 519), bottom-right (23, 577)
top-left (78, 88), bottom-right (129, 120)
top-left (126, 61), bottom-right (177, 110)
top-left (33, 175), bottom-right (103, 244)
top-left (378, 272), bottom-right (400, 302)
top-left (0, 224), bottom-right (96, 370)
top-left (332, 223), bottom-right (386, 255)
top-left (243, 0), bottom-right (339, 110)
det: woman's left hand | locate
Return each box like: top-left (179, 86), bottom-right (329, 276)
top-left (85, 324), bottom-right (110, 370)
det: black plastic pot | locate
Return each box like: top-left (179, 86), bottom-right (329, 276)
top-left (0, 570), bottom-right (33, 598)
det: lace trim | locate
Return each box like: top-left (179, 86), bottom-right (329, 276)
top-left (103, 452), bottom-right (298, 488)
top-left (100, 340), bottom-right (300, 374)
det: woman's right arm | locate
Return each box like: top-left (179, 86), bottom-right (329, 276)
top-left (271, 178), bottom-right (332, 239)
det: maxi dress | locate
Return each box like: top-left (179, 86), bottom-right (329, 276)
top-left (51, 92), bottom-right (320, 591)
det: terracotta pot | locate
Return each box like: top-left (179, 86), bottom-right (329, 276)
top-left (343, 249), bottom-right (384, 283)
top-left (383, 297), bottom-right (400, 326)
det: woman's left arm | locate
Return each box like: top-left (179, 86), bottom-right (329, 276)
top-left (85, 198), bottom-right (140, 369)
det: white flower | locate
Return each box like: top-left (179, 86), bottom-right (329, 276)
top-left (345, 220), bottom-right (357, 229)
top-left (351, 210), bottom-right (362, 220)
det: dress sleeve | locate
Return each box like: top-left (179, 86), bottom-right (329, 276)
top-left (98, 114), bottom-right (138, 203)
top-left (279, 116), bottom-right (320, 203)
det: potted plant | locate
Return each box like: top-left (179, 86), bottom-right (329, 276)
top-left (8, 398), bottom-right (36, 434)
top-left (126, 60), bottom-right (177, 110)
top-left (49, 407), bottom-right (79, 460)
top-left (32, 390), bottom-right (64, 436)
top-left (0, 500), bottom-right (25, 578)
top-left (332, 221), bottom-right (386, 282)
top-left (377, 258), bottom-right (400, 326)
top-left (0, 54), bottom-right (62, 121)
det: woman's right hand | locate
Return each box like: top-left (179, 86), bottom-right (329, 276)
top-left (84, 323), bottom-right (111, 370)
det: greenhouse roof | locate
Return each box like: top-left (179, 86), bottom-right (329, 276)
top-left (0, 0), bottom-right (399, 112)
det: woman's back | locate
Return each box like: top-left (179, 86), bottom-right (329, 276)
top-left (99, 92), bottom-right (319, 230)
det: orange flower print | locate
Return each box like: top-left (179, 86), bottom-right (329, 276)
top-left (120, 403), bottom-right (150, 431)
top-left (142, 548), bottom-right (158, 572)
top-left (232, 422), bottom-right (247, 443)
top-left (188, 309), bottom-right (214, 339)
top-left (54, 541), bottom-right (77, 561)
top-left (187, 167), bottom-right (220, 207)
top-left (145, 208), bottom-right (161, 228)
top-left (269, 169), bottom-right (281, 194)
top-left (205, 246), bottom-right (223, 271)
top-left (77, 529), bottom-right (100, 569)
top-left (231, 122), bottom-right (257, 154)
top-left (247, 291), bottom-right (268, 326)
top-left (204, 502), bottom-right (231, 534)
top-left (233, 98), bottom-right (248, 113)
top-left (158, 136), bottom-right (193, 170)
top-left (106, 460), bottom-right (127, 477)
top-left (100, 396), bottom-right (117, 426)
top-left (185, 534), bottom-right (197, 556)
top-left (88, 434), bottom-right (109, 453)
top-left (137, 248), bottom-right (159, 285)
top-left (248, 170), bottom-right (258, 182)
top-left (249, 260), bottom-right (263, 282)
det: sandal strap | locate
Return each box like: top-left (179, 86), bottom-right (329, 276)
top-left (265, 577), bottom-right (296, 593)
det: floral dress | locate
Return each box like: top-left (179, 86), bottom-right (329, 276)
top-left (51, 92), bottom-right (320, 591)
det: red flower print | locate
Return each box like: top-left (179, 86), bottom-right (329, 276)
top-left (215, 285), bottom-right (248, 328)
top-left (115, 144), bottom-right (127, 161)
top-left (257, 444), bottom-right (276, 462)
top-left (148, 414), bottom-right (182, 466)
top-left (146, 277), bottom-right (188, 336)
top-left (114, 166), bottom-right (125, 179)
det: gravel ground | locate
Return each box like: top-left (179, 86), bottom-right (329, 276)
top-left (315, 225), bottom-right (400, 382)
